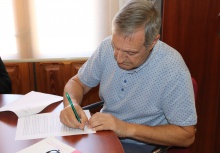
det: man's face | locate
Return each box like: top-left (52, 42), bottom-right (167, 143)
top-left (112, 28), bottom-right (152, 70)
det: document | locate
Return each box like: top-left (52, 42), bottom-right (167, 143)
top-left (17, 137), bottom-right (81, 153)
top-left (15, 110), bottom-right (95, 140)
top-left (0, 91), bottom-right (63, 117)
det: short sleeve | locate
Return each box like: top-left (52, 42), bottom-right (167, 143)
top-left (162, 71), bottom-right (197, 126)
top-left (78, 37), bottom-right (112, 87)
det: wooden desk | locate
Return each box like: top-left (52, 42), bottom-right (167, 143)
top-left (0, 94), bottom-right (124, 153)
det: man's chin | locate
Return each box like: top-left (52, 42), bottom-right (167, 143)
top-left (118, 64), bottom-right (132, 71)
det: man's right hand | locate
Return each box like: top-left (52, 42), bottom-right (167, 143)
top-left (59, 104), bottom-right (88, 130)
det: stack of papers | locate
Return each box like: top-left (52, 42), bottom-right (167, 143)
top-left (0, 91), bottom-right (63, 117)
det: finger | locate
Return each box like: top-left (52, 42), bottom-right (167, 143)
top-left (67, 113), bottom-right (82, 128)
top-left (89, 112), bottom-right (101, 121)
top-left (69, 106), bottom-right (87, 130)
top-left (60, 108), bottom-right (72, 125)
top-left (60, 106), bottom-right (81, 129)
top-left (88, 115), bottom-right (97, 128)
top-left (59, 110), bottom-right (66, 125)
top-left (89, 113), bottom-right (115, 130)
top-left (91, 122), bottom-right (111, 131)
top-left (89, 115), bottom-right (107, 130)
top-left (64, 114), bottom-right (72, 127)
top-left (79, 112), bottom-right (88, 130)
top-left (92, 125), bottom-right (103, 131)
top-left (88, 118), bottom-right (103, 131)
top-left (63, 105), bottom-right (81, 126)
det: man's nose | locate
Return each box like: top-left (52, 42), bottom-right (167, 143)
top-left (116, 50), bottom-right (126, 63)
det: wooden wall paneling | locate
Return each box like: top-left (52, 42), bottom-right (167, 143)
top-left (69, 61), bottom-right (85, 77)
top-left (27, 62), bottom-right (35, 92)
top-left (68, 61), bottom-right (101, 109)
top-left (5, 63), bottom-right (34, 94)
top-left (213, 34), bottom-right (220, 152)
top-left (35, 62), bottom-right (68, 96)
top-left (214, 9), bottom-right (220, 151)
top-left (162, 0), bottom-right (220, 153)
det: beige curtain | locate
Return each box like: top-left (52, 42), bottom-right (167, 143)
top-left (1, 0), bottom-right (121, 60)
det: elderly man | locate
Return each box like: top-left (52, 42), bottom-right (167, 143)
top-left (60, 0), bottom-right (197, 152)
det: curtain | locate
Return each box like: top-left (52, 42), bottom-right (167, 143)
top-left (0, 0), bottom-right (122, 60)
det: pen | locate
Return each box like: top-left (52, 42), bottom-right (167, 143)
top-left (65, 92), bottom-right (81, 124)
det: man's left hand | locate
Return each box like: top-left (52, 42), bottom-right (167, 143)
top-left (88, 112), bottom-right (128, 137)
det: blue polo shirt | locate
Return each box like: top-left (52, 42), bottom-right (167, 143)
top-left (78, 36), bottom-right (197, 144)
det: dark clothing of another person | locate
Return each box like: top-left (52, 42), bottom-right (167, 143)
top-left (0, 57), bottom-right (12, 94)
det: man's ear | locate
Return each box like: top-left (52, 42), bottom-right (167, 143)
top-left (152, 34), bottom-right (160, 46)
top-left (149, 34), bottom-right (160, 50)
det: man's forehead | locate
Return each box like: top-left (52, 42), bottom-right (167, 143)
top-left (112, 34), bottom-right (145, 52)
top-left (112, 30), bottom-right (145, 42)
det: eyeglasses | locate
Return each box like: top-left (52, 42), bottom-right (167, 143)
top-left (46, 150), bottom-right (60, 153)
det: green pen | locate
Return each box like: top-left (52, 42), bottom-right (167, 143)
top-left (65, 92), bottom-right (81, 124)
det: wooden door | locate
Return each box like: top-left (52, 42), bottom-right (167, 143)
top-left (162, 0), bottom-right (220, 152)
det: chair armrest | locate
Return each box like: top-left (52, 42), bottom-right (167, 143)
top-left (82, 101), bottom-right (104, 110)
top-left (151, 145), bottom-right (171, 153)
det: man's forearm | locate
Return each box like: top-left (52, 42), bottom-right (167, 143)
top-left (63, 76), bottom-right (85, 107)
top-left (125, 123), bottom-right (195, 147)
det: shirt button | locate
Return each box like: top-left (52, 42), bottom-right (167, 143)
top-left (121, 88), bottom-right (124, 91)
top-left (124, 80), bottom-right (127, 83)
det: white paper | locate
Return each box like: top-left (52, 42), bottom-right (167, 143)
top-left (0, 91), bottom-right (63, 117)
top-left (15, 110), bottom-right (95, 140)
top-left (17, 137), bottom-right (81, 153)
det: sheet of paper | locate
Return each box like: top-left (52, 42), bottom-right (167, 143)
top-left (15, 110), bottom-right (95, 140)
top-left (0, 91), bottom-right (63, 117)
top-left (17, 137), bottom-right (81, 153)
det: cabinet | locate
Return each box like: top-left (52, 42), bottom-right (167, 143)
top-left (34, 61), bottom-right (78, 96)
top-left (162, 0), bottom-right (220, 152)
top-left (5, 62), bottom-right (34, 94)
top-left (5, 60), bottom-right (100, 107)
top-left (35, 61), bottom-right (100, 107)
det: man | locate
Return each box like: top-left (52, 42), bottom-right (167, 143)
top-left (0, 57), bottom-right (12, 94)
top-left (60, 0), bottom-right (197, 152)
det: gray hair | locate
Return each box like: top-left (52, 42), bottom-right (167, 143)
top-left (112, 0), bottom-right (161, 46)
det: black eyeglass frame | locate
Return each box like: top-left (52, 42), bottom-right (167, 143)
top-left (46, 150), bottom-right (60, 153)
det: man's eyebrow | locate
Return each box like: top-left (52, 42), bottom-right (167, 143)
top-left (124, 48), bottom-right (139, 53)
top-left (111, 41), bottom-right (140, 53)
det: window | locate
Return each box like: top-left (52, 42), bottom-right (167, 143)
top-left (0, 0), bottom-right (124, 60)
top-left (0, 0), bottom-right (17, 59)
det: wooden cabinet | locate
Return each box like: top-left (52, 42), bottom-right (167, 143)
top-left (5, 62), bottom-right (34, 94)
top-left (162, 0), bottom-right (220, 152)
top-left (34, 61), bottom-right (77, 96)
top-left (5, 61), bottom-right (100, 107)
top-left (34, 61), bottom-right (100, 107)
